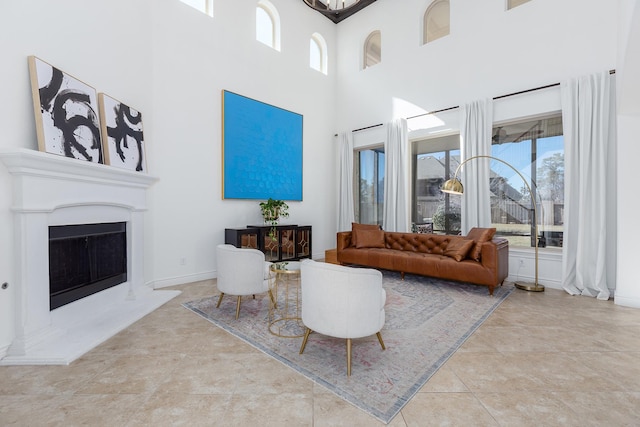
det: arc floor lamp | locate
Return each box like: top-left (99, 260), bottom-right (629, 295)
top-left (441, 155), bottom-right (545, 292)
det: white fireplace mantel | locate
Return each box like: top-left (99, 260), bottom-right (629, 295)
top-left (0, 148), bottom-right (180, 365)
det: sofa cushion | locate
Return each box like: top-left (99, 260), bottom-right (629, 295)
top-left (444, 238), bottom-right (475, 262)
top-left (351, 222), bottom-right (381, 247)
top-left (355, 228), bottom-right (386, 249)
top-left (465, 227), bottom-right (496, 261)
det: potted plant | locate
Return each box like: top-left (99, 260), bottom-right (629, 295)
top-left (259, 198), bottom-right (289, 239)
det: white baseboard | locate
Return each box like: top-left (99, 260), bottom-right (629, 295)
top-left (150, 270), bottom-right (216, 289)
top-left (0, 344), bottom-right (8, 361)
top-left (614, 293), bottom-right (640, 309)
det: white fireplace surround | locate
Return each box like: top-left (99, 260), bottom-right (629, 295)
top-left (0, 148), bottom-right (180, 365)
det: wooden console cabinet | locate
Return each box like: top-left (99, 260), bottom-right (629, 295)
top-left (225, 225), bottom-right (312, 262)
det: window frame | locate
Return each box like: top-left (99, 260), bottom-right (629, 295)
top-left (356, 147), bottom-right (385, 226)
top-left (411, 133), bottom-right (461, 234)
top-left (423, 0), bottom-right (450, 45)
top-left (410, 113), bottom-right (564, 248)
top-left (256, 0), bottom-right (281, 51)
top-left (310, 32), bottom-right (328, 75)
top-left (363, 30), bottom-right (381, 70)
top-left (490, 114), bottom-right (564, 249)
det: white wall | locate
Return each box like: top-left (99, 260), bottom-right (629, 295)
top-left (334, 0), bottom-right (620, 290)
top-left (615, 0), bottom-right (640, 308)
top-left (146, 0), bottom-right (339, 287)
top-left (0, 0), bottom-right (338, 354)
top-left (1, 0), bottom-right (638, 355)
top-left (335, 0), bottom-right (617, 129)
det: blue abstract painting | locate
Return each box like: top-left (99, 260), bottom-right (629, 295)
top-left (222, 90), bottom-right (303, 201)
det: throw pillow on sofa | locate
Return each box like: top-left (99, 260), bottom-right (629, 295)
top-left (351, 222), bottom-right (382, 247)
top-left (355, 228), bottom-right (386, 249)
top-left (464, 227), bottom-right (496, 262)
top-left (443, 238), bottom-right (475, 262)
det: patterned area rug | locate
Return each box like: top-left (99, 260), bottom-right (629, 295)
top-left (183, 271), bottom-right (512, 424)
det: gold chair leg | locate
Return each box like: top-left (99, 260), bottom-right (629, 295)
top-left (376, 332), bottom-right (386, 350)
top-left (299, 328), bottom-right (312, 354)
top-left (346, 338), bottom-right (352, 376)
top-left (216, 293), bottom-right (225, 308)
top-left (235, 296), bottom-right (242, 320)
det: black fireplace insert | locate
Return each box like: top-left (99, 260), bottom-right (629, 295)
top-left (49, 222), bottom-right (127, 310)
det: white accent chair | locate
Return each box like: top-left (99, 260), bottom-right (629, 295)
top-left (215, 244), bottom-right (275, 319)
top-left (299, 259), bottom-right (386, 376)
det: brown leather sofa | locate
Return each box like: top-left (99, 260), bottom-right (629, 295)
top-left (336, 227), bottom-right (509, 295)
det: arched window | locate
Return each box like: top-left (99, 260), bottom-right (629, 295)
top-left (310, 33), bottom-right (328, 74)
top-left (423, 0), bottom-right (450, 44)
top-left (363, 30), bottom-right (381, 70)
top-left (179, 0), bottom-right (213, 17)
top-left (507, 0), bottom-right (531, 9)
top-left (256, 1), bottom-right (281, 51)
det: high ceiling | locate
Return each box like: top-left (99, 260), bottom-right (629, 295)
top-left (302, 0), bottom-right (378, 24)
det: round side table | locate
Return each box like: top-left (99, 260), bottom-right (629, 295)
top-left (268, 261), bottom-right (305, 338)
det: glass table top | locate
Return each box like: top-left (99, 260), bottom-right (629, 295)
top-left (270, 261), bottom-right (301, 274)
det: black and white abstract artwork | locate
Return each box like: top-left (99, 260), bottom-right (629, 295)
top-left (99, 93), bottom-right (146, 172)
top-left (28, 56), bottom-right (103, 163)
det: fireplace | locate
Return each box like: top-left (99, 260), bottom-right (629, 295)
top-left (49, 222), bottom-right (127, 310)
top-left (0, 148), bottom-right (180, 365)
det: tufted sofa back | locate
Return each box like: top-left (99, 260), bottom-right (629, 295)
top-left (338, 231), bottom-right (466, 256)
top-left (384, 232), bottom-right (463, 255)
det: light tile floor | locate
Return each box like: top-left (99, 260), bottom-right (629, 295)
top-left (2, 280), bottom-right (640, 426)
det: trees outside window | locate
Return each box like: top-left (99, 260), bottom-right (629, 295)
top-left (357, 148), bottom-right (384, 225)
top-left (411, 115), bottom-right (564, 248)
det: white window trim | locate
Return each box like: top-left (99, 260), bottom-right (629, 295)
top-left (310, 32), bottom-right (328, 75)
top-left (423, 0), bottom-right (450, 45)
top-left (363, 30), bottom-right (381, 70)
top-left (257, 0), bottom-right (281, 51)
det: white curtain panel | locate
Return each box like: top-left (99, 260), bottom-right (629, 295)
top-left (336, 131), bottom-right (355, 232)
top-left (561, 71), bottom-right (616, 300)
top-left (383, 118), bottom-right (410, 232)
top-left (459, 99), bottom-right (493, 234)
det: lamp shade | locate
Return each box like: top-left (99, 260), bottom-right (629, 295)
top-left (441, 178), bottom-right (464, 194)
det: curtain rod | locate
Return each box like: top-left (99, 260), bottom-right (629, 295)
top-left (405, 69), bottom-right (616, 121)
top-left (337, 69), bottom-right (616, 134)
top-left (352, 123), bottom-right (383, 133)
top-left (334, 123), bottom-right (383, 137)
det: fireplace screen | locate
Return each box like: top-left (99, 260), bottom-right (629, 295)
top-left (49, 222), bottom-right (127, 310)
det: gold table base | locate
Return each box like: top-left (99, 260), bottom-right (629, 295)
top-left (268, 262), bottom-right (305, 338)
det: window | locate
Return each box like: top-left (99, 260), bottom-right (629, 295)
top-left (357, 148), bottom-right (385, 225)
top-left (411, 115), bottom-right (564, 247)
top-left (490, 115), bottom-right (564, 248)
top-left (412, 134), bottom-right (461, 234)
top-left (256, 1), bottom-right (281, 51)
top-left (310, 33), bottom-right (328, 74)
top-left (179, 0), bottom-right (213, 17)
top-left (507, 0), bottom-right (531, 10)
top-left (423, 0), bottom-right (450, 44)
top-left (363, 31), bottom-right (381, 69)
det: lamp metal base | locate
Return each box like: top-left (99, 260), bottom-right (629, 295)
top-left (514, 281), bottom-right (545, 292)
